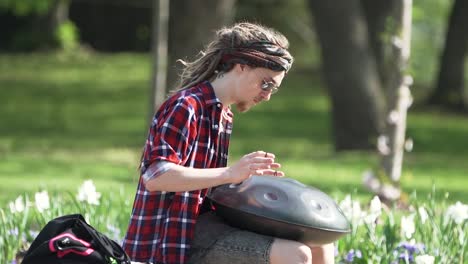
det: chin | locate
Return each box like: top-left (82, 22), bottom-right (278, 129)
top-left (235, 102), bottom-right (252, 113)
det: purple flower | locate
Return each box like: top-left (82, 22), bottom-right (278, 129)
top-left (346, 251), bottom-right (354, 262)
top-left (8, 228), bottom-right (19, 236)
top-left (29, 230), bottom-right (39, 239)
top-left (393, 241), bottom-right (427, 263)
top-left (399, 252), bottom-right (414, 262)
top-left (345, 249), bottom-right (362, 262)
top-left (398, 241), bottom-right (425, 254)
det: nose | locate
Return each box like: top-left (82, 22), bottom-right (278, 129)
top-left (259, 90), bottom-right (272, 101)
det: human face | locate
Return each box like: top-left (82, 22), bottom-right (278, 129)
top-left (235, 66), bottom-right (285, 113)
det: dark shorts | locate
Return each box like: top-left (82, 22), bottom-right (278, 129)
top-left (187, 212), bottom-right (274, 264)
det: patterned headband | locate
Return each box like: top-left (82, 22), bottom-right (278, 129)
top-left (220, 42), bottom-right (293, 72)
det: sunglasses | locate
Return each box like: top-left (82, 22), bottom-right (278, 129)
top-left (261, 79), bottom-right (279, 94)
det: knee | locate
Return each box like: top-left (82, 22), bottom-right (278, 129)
top-left (270, 239), bottom-right (312, 264)
top-left (311, 243), bottom-right (335, 264)
top-left (296, 245), bottom-right (313, 264)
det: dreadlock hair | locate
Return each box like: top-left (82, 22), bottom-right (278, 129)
top-left (171, 22), bottom-right (293, 93)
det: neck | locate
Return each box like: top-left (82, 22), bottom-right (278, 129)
top-left (210, 73), bottom-right (236, 107)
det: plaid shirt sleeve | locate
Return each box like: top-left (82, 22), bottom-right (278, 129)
top-left (141, 161), bottom-right (176, 183)
top-left (141, 97), bottom-right (199, 173)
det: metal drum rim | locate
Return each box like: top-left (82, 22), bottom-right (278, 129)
top-left (209, 199), bottom-right (352, 234)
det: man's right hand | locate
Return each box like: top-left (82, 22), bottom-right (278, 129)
top-left (224, 151), bottom-right (284, 184)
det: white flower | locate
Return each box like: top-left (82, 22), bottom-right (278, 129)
top-left (444, 201), bottom-right (468, 225)
top-left (34, 191), bottom-right (50, 212)
top-left (339, 195), bottom-right (353, 217)
top-left (400, 214), bottom-right (415, 239)
top-left (418, 206), bottom-right (429, 224)
top-left (84, 213), bottom-right (91, 223)
top-left (364, 196), bottom-right (382, 225)
top-left (339, 195), bottom-right (365, 226)
top-left (415, 254), bottom-right (435, 264)
top-left (369, 196), bottom-right (382, 215)
top-left (9, 196), bottom-right (25, 213)
top-left (77, 180), bottom-right (101, 205)
top-left (458, 226), bottom-right (465, 245)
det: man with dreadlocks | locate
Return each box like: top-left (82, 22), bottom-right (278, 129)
top-left (122, 22), bottom-right (334, 264)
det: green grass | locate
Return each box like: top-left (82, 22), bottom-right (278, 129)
top-left (0, 52), bottom-right (467, 208)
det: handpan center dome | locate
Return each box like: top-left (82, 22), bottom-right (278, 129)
top-left (207, 176), bottom-right (351, 245)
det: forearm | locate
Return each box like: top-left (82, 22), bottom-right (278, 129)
top-left (144, 164), bottom-right (231, 192)
top-left (143, 151), bottom-right (283, 192)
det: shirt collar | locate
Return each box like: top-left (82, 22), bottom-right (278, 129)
top-left (198, 81), bottom-right (222, 106)
top-left (195, 81), bottom-right (234, 119)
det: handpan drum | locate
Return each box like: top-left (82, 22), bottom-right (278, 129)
top-left (207, 176), bottom-right (351, 245)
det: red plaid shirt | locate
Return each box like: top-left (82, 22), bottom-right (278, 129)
top-left (123, 81), bottom-right (233, 264)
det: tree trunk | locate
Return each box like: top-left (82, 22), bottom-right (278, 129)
top-left (361, 0), bottom-right (397, 92)
top-left (428, 0), bottom-right (468, 111)
top-left (149, 0), bottom-right (169, 116)
top-left (49, 0), bottom-right (70, 31)
top-left (364, 0), bottom-right (413, 202)
top-left (308, 0), bottom-right (386, 150)
top-left (167, 0), bottom-right (237, 91)
top-left (381, 0), bottom-right (412, 182)
top-left (32, 0), bottom-right (71, 48)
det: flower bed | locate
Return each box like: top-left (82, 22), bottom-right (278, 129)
top-left (1, 180), bottom-right (467, 264)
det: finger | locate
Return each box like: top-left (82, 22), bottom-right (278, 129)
top-left (250, 161), bottom-right (281, 169)
top-left (250, 157), bottom-right (274, 164)
top-left (243, 151), bottom-right (261, 159)
top-left (257, 169), bottom-right (285, 177)
top-left (249, 163), bottom-right (272, 170)
top-left (246, 151), bottom-right (275, 159)
top-left (269, 163), bottom-right (282, 169)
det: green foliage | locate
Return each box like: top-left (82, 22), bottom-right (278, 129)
top-left (234, 0), bottom-right (456, 88)
top-left (0, 0), bottom-right (52, 16)
top-left (54, 20), bottom-right (79, 51)
top-left (1, 182), bottom-right (466, 263)
top-left (410, 0), bottom-right (454, 88)
top-left (336, 190), bottom-right (467, 263)
top-left (235, 0), bottom-right (321, 69)
top-left (1, 0), bottom-right (76, 51)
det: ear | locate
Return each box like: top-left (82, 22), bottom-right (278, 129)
top-left (234, 64), bottom-right (251, 75)
top-left (233, 63), bottom-right (244, 72)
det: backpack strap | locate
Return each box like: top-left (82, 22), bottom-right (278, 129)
top-left (76, 218), bottom-right (131, 264)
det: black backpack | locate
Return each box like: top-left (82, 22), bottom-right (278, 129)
top-left (21, 214), bottom-right (131, 264)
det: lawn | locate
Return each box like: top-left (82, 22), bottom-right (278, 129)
top-left (0, 52), bottom-right (467, 207)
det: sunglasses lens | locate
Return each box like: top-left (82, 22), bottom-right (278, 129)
top-left (262, 81), bottom-right (278, 93)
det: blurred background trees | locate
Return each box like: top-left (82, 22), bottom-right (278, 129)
top-left (308, 0), bottom-right (386, 151)
top-left (1, 0), bottom-right (466, 201)
top-left (0, 0), bottom-right (76, 51)
top-left (427, 0), bottom-right (468, 111)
